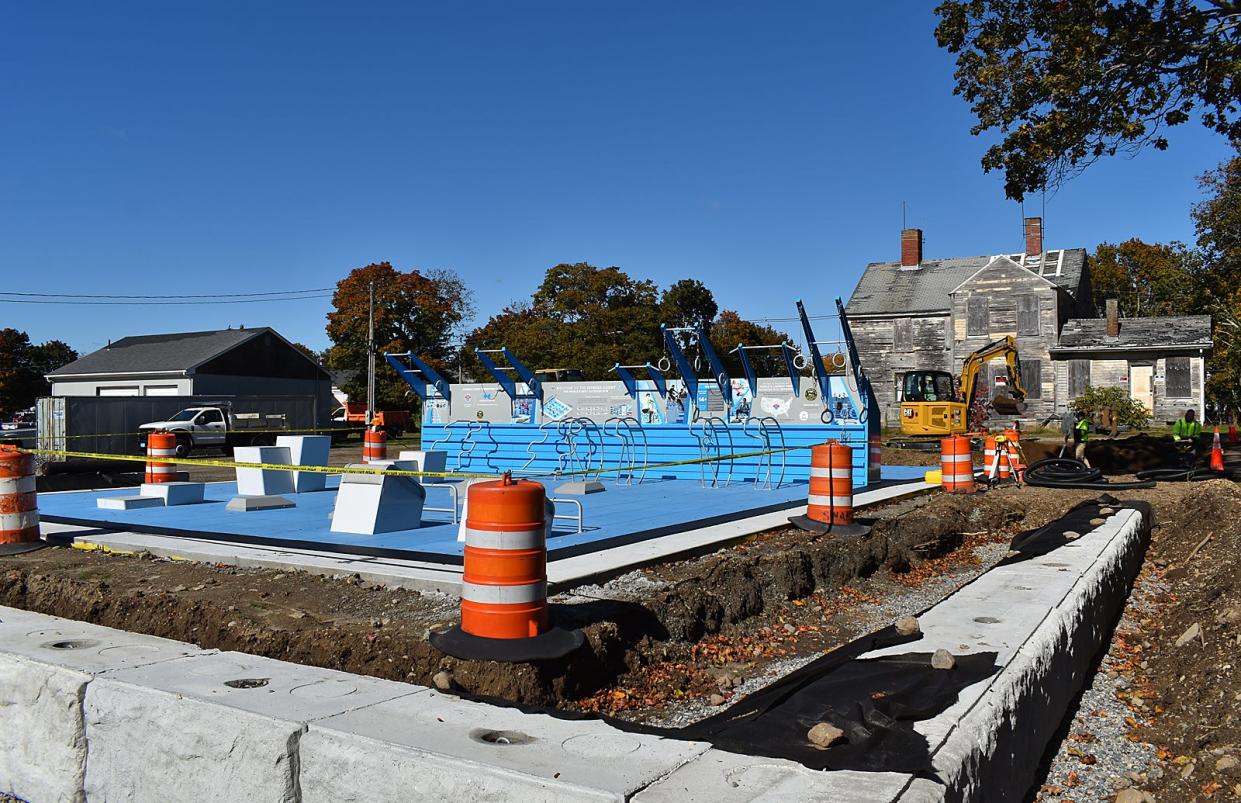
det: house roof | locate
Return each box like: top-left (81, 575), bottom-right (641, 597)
top-left (49, 328), bottom-right (275, 377)
top-left (1051, 315), bottom-right (1213, 354)
top-left (845, 249), bottom-right (1088, 316)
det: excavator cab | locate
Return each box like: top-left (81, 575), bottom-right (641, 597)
top-left (899, 371), bottom-right (967, 435)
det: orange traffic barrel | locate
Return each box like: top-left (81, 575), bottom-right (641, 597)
top-left (145, 432), bottom-right (177, 483)
top-left (460, 476), bottom-right (549, 639)
top-left (789, 441), bottom-right (869, 535)
top-left (363, 427), bottom-right (387, 463)
top-left (0, 446), bottom-right (43, 554)
top-left (432, 473), bottom-right (584, 662)
top-left (940, 435), bottom-right (975, 493)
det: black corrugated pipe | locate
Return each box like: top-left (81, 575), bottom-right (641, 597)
top-left (1023, 457), bottom-right (1157, 490)
top-left (1135, 467), bottom-right (1234, 482)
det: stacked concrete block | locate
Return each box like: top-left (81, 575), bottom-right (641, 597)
top-left (396, 449), bottom-right (448, 475)
top-left (276, 435), bottom-right (332, 493)
top-left (83, 651), bottom-right (421, 802)
top-left (299, 689), bottom-right (710, 802)
top-left (0, 608), bottom-right (203, 803)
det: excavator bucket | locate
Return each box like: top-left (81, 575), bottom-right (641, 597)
top-left (991, 393), bottom-right (1027, 415)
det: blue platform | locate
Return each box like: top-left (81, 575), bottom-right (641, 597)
top-left (38, 467), bottom-right (925, 564)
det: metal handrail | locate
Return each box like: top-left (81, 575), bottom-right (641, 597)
top-left (547, 496), bottom-right (585, 534)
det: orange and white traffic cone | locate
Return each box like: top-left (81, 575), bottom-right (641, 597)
top-left (1211, 427), bottom-right (1226, 472)
top-left (1229, 422), bottom-right (1238, 444)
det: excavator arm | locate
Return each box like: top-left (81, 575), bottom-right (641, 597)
top-left (959, 336), bottom-right (1027, 413)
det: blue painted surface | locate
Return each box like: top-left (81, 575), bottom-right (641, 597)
top-left (39, 467), bottom-right (922, 563)
top-left (420, 421), bottom-right (874, 487)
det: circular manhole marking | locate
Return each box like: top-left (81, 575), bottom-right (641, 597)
top-left (469, 729), bottom-right (533, 746)
top-left (42, 639), bottom-right (101, 651)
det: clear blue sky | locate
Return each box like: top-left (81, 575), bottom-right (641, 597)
top-left (2, 2), bottom-right (1232, 355)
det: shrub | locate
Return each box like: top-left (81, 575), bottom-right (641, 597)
top-left (1069, 385), bottom-right (1151, 429)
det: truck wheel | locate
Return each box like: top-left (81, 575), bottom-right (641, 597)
top-left (174, 435), bottom-right (192, 459)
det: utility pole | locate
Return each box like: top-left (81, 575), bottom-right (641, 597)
top-left (366, 281), bottom-right (376, 426)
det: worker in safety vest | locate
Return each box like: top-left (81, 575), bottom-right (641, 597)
top-left (1073, 410), bottom-right (1092, 468)
top-left (1173, 408), bottom-right (1202, 444)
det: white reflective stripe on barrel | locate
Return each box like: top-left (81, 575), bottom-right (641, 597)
top-left (0, 511), bottom-right (39, 530)
top-left (809, 467), bottom-right (853, 479)
top-left (461, 580), bottom-right (547, 605)
top-left (0, 475), bottom-right (36, 494)
top-left (807, 495), bottom-right (853, 507)
top-left (148, 450), bottom-right (176, 458)
top-left (942, 454), bottom-right (972, 463)
top-left (462, 527), bottom-right (545, 550)
top-left (147, 465), bottom-right (176, 472)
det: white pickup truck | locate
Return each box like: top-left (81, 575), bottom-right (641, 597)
top-left (139, 405), bottom-right (288, 458)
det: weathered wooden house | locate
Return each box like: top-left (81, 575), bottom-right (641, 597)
top-left (845, 218), bottom-right (1210, 426)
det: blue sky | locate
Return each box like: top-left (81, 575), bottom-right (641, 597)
top-left (1, 2), bottom-right (1232, 355)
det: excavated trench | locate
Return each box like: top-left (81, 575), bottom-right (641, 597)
top-left (0, 489), bottom-right (1060, 710)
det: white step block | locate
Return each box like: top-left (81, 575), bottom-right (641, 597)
top-left (97, 495), bottom-right (163, 510)
top-left (139, 481), bottom-right (205, 506)
top-left (275, 435), bottom-right (331, 492)
top-left (233, 445), bottom-right (294, 496)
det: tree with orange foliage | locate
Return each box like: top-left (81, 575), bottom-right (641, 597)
top-left (325, 262), bottom-right (473, 411)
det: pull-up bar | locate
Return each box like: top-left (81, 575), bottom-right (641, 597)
top-left (384, 351), bottom-right (453, 402)
top-left (612, 363), bottom-right (668, 398)
top-left (730, 343), bottom-right (801, 398)
top-left (474, 347), bottom-right (543, 402)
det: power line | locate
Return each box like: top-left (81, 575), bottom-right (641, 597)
top-left (0, 294), bottom-right (333, 306)
top-left (0, 287), bottom-right (333, 299)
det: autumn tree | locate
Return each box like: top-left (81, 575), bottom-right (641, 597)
top-left (465, 264), bottom-right (663, 380)
top-left (935, 0), bottom-right (1241, 199)
top-left (709, 310), bottom-right (791, 378)
top-left (325, 263), bottom-right (473, 411)
top-left (660, 279), bottom-right (718, 332)
top-left (1191, 148), bottom-right (1241, 415)
top-left (0, 329), bottom-right (77, 417)
top-left (1089, 239), bottom-right (1196, 318)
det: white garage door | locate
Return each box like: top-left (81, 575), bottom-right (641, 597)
top-left (143, 385), bottom-right (180, 396)
top-left (96, 386), bottom-right (139, 397)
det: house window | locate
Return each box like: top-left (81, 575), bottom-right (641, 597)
top-left (1069, 359), bottom-right (1090, 398)
top-left (893, 319), bottom-right (912, 351)
top-left (967, 296), bottom-right (989, 336)
top-left (1017, 295), bottom-right (1039, 336)
top-left (1166, 357), bottom-right (1191, 398)
top-left (1020, 359), bottom-right (1042, 399)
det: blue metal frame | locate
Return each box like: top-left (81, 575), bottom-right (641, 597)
top-left (661, 325), bottom-right (699, 401)
top-left (474, 347), bottom-right (543, 402)
top-left (796, 299), bottom-right (832, 402)
top-left (733, 343), bottom-right (801, 398)
top-left (384, 352), bottom-right (452, 402)
top-left (613, 363), bottom-right (668, 398)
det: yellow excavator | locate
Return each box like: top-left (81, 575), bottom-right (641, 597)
top-left (898, 336), bottom-right (1028, 436)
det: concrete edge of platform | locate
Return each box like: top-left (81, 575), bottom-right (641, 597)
top-left (891, 506), bottom-right (1149, 802)
top-left (2, 500), bottom-right (1147, 802)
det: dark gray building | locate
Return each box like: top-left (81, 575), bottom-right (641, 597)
top-left (845, 218), bottom-right (1210, 426)
top-left (47, 328), bottom-right (335, 413)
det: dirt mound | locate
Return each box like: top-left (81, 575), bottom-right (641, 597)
top-left (1020, 434), bottom-right (1192, 474)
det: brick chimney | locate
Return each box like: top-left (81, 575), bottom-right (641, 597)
top-left (1105, 298), bottom-right (1120, 338)
top-left (900, 228), bottom-right (922, 267)
top-left (1024, 217), bottom-right (1043, 256)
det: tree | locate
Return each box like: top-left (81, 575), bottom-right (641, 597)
top-left (1089, 239), bottom-right (1195, 318)
top-left (709, 310), bottom-right (791, 378)
top-left (1191, 148), bottom-right (1241, 415)
top-left (1071, 385), bottom-right (1151, 430)
top-left (660, 279), bottom-right (718, 332)
top-left (465, 264), bottom-right (663, 380)
top-left (0, 330), bottom-right (77, 417)
top-left (289, 341), bottom-right (323, 365)
top-left (934, 0), bottom-right (1241, 200)
top-left (325, 263), bottom-right (474, 411)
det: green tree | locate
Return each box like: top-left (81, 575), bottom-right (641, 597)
top-left (465, 264), bottom-right (663, 380)
top-left (1191, 148), bottom-right (1241, 416)
top-left (1089, 239), bottom-right (1195, 318)
top-left (1070, 385), bottom-right (1151, 429)
top-left (325, 262), bottom-right (474, 411)
top-left (660, 279), bottom-right (718, 332)
top-left (934, 0), bottom-right (1241, 200)
top-left (0, 331), bottom-right (77, 417)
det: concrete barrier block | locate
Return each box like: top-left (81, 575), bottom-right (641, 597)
top-left (140, 481), bottom-right (205, 505)
top-left (276, 435), bottom-right (331, 492)
top-left (633, 749), bottom-right (913, 802)
top-left (97, 494), bottom-right (162, 510)
top-left (397, 450), bottom-right (447, 474)
top-left (84, 651), bottom-right (420, 803)
top-left (233, 445), bottom-right (294, 496)
top-left (331, 472), bottom-right (425, 535)
top-left (299, 689), bottom-right (710, 802)
top-left (0, 607), bottom-right (205, 803)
